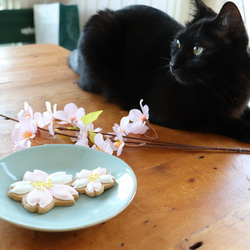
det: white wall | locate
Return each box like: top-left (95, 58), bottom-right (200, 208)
top-left (204, 0), bottom-right (226, 12)
top-left (3, 0), bottom-right (228, 30)
top-left (10, 0), bottom-right (191, 28)
top-left (64, 0), bottom-right (191, 29)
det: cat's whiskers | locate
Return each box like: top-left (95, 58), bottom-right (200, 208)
top-left (160, 56), bottom-right (170, 62)
top-left (154, 57), bottom-right (171, 72)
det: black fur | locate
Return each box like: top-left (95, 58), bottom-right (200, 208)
top-left (69, 0), bottom-right (250, 142)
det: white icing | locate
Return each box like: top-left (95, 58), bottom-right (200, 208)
top-left (72, 179), bottom-right (89, 189)
top-left (49, 171), bottom-right (72, 184)
top-left (10, 181), bottom-right (34, 194)
top-left (9, 169), bottom-right (77, 209)
top-left (73, 167), bottom-right (115, 193)
top-left (99, 175), bottom-right (115, 183)
top-left (76, 169), bottom-right (91, 179)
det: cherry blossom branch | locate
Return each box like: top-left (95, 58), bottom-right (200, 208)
top-left (0, 114), bottom-right (78, 143)
top-left (39, 127), bottom-right (78, 138)
top-left (0, 114), bottom-right (18, 122)
top-left (2, 112), bottom-right (250, 154)
top-left (98, 132), bottom-right (250, 154)
top-left (2, 100), bottom-right (250, 155)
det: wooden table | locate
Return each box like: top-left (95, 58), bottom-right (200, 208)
top-left (1, 44), bottom-right (250, 249)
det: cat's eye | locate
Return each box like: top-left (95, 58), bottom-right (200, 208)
top-left (176, 39), bottom-right (181, 49)
top-left (193, 46), bottom-right (204, 56)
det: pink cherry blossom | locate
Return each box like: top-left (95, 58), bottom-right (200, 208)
top-left (112, 122), bottom-right (125, 156)
top-left (34, 112), bottom-right (45, 128)
top-left (74, 120), bottom-right (102, 147)
top-left (17, 102), bottom-right (44, 128)
top-left (128, 120), bottom-right (149, 134)
top-left (75, 130), bottom-right (89, 147)
top-left (76, 120), bottom-right (92, 133)
top-left (129, 99), bottom-right (149, 122)
top-left (11, 116), bottom-right (37, 150)
top-left (56, 103), bottom-right (85, 125)
top-left (112, 116), bottom-right (131, 136)
top-left (18, 101), bottom-right (33, 120)
top-left (13, 139), bottom-right (32, 151)
top-left (92, 133), bottom-right (113, 154)
top-left (43, 101), bottom-right (57, 136)
top-left (9, 99), bottom-right (153, 156)
top-left (113, 139), bottom-right (125, 156)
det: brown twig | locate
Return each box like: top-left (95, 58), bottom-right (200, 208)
top-left (1, 113), bottom-right (250, 154)
top-left (0, 114), bottom-right (18, 122)
top-left (38, 127), bottom-right (78, 138)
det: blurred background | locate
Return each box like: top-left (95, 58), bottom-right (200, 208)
top-left (0, 0), bottom-right (246, 50)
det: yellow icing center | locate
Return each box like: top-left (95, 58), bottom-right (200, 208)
top-left (88, 173), bottom-right (100, 182)
top-left (30, 178), bottom-right (54, 191)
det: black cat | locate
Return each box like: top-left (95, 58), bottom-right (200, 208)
top-left (69, 0), bottom-right (250, 143)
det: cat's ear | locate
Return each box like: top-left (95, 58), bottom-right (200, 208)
top-left (215, 2), bottom-right (246, 39)
top-left (191, 0), bottom-right (216, 22)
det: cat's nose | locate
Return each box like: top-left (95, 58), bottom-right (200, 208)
top-left (170, 60), bottom-right (178, 73)
top-left (170, 60), bottom-right (177, 69)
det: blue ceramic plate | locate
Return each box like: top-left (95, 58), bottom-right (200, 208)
top-left (0, 145), bottom-right (137, 232)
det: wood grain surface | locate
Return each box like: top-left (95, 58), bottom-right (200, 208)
top-left (1, 44), bottom-right (250, 250)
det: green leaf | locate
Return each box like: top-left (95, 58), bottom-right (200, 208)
top-left (65, 126), bottom-right (78, 130)
top-left (89, 128), bottom-right (97, 144)
top-left (81, 110), bottom-right (103, 126)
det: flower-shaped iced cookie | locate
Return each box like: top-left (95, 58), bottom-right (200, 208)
top-left (8, 169), bottom-right (78, 213)
top-left (72, 167), bottom-right (115, 197)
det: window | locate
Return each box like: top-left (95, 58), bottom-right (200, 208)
top-left (231, 0), bottom-right (249, 32)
